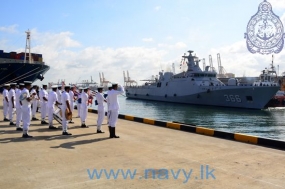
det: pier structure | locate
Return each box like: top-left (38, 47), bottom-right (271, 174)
top-left (0, 96), bottom-right (284, 189)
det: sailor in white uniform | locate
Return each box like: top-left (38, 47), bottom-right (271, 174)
top-left (2, 84), bottom-right (10, 121)
top-left (15, 83), bottom-right (24, 131)
top-left (68, 86), bottom-right (75, 123)
top-left (47, 85), bottom-right (61, 129)
top-left (30, 85), bottom-right (39, 120)
top-left (56, 85), bottom-right (62, 104)
top-left (107, 83), bottom-right (124, 138)
top-left (39, 84), bottom-right (49, 124)
top-left (96, 86), bottom-right (107, 133)
top-left (80, 87), bottom-right (89, 128)
top-left (106, 85), bottom-right (112, 125)
top-left (20, 81), bottom-right (33, 138)
top-left (8, 83), bottom-right (16, 125)
top-left (61, 85), bottom-right (72, 135)
top-left (76, 88), bottom-right (82, 118)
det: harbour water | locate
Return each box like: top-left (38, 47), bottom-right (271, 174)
top-left (89, 95), bottom-right (285, 141)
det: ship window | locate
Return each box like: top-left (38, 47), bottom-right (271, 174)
top-left (246, 96), bottom-right (253, 102)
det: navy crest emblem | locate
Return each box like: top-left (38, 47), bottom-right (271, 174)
top-left (244, 0), bottom-right (285, 55)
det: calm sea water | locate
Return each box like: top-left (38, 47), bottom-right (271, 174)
top-left (89, 95), bottom-right (285, 141)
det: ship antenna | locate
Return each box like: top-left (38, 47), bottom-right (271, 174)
top-left (24, 29), bottom-right (32, 64)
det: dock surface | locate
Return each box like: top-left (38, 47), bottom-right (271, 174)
top-left (0, 95), bottom-right (284, 189)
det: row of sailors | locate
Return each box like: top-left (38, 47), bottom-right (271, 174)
top-left (2, 82), bottom-right (124, 138)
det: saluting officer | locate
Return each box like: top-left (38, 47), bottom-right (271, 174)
top-left (8, 83), bottom-right (16, 125)
top-left (2, 84), bottom-right (10, 121)
top-left (15, 83), bottom-right (24, 131)
top-left (47, 85), bottom-right (61, 129)
top-left (20, 81), bottom-right (33, 138)
top-left (39, 84), bottom-right (48, 124)
top-left (61, 85), bottom-right (72, 135)
top-left (96, 86), bottom-right (107, 133)
top-left (30, 85), bottom-right (39, 120)
top-left (80, 87), bottom-right (89, 128)
top-left (107, 83), bottom-right (124, 138)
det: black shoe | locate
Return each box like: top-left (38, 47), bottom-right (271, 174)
top-left (49, 126), bottom-right (58, 130)
top-left (62, 131), bottom-right (72, 135)
top-left (41, 121), bottom-right (48, 124)
top-left (32, 117), bottom-right (39, 121)
top-left (112, 127), bottom-right (120, 138)
top-left (3, 118), bottom-right (9, 121)
top-left (22, 133), bottom-right (33, 138)
top-left (9, 122), bottom-right (16, 126)
top-left (97, 130), bottom-right (105, 133)
top-left (16, 127), bottom-right (23, 131)
top-left (69, 121), bottom-right (74, 124)
top-left (81, 124), bottom-right (89, 128)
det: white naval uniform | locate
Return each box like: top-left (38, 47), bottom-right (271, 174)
top-left (61, 91), bottom-right (70, 132)
top-left (8, 88), bottom-right (16, 122)
top-left (80, 91), bottom-right (88, 124)
top-left (47, 91), bottom-right (58, 126)
top-left (3, 89), bottom-right (9, 119)
top-left (39, 88), bottom-right (48, 121)
top-left (15, 89), bottom-right (22, 127)
top-left (107, 86), bottom-right (124, 127)
top-left (96, 92), bottom-right (105, 130)
top-left (20, 88), bottom-right (32, 134)
top-left (56, 89), bottom-right (62, 104)
top-left (77, 92), bottom-right (81, 117)
top-left (30, 88), bottom-right (38, 118)
top-left (106, 90), bottom-right (111, 124)
top-left (69, 90), bottom-right (74, 113)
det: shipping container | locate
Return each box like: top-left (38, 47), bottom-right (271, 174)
top-left (38, 57), bottom-right (43, 62)
top-left (3, 53), bottom-right (10, 58)
top-left (10, 54), bottom-right (16, 59)
top-left (33, 56), bottom-right (39, 61)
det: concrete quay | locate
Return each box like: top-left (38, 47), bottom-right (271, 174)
top-left (0, 95), bottom-right (285, 189)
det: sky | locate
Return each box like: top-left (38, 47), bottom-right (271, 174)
top-left (0, 0), bottom-right (285, 86)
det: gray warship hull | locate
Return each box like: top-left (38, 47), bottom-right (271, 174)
top-left (125, 50), bottom-right (280, 110)
top-left (126, 85), bottom-right (279, 109)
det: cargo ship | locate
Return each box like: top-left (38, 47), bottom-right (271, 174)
top-left (0, 30), bottom-right (50, 89)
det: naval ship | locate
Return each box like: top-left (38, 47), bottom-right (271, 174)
top-left (0, 30), bottom-right (50, 89)
top-left (125, 50), bottom-right (279, 109)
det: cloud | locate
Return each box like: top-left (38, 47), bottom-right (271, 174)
top-left (154, 6), bottom-right (161, 11)
top-left (269, 0), bottom-right (285, 10)
top-left (166, 36), bottom-right (173, 40)
top-left (208, 39), bottom-right (285, 77)
top-left (30, 29), bottom-right (81, 49)
top-left (158, 42), bottom-right (187, 49)
top-left (142, 38), bottom-right (153, 42)
top-left (0, 25), bottom-right (18, 33)
top-left (18, 30), bottom-right (168, 86)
